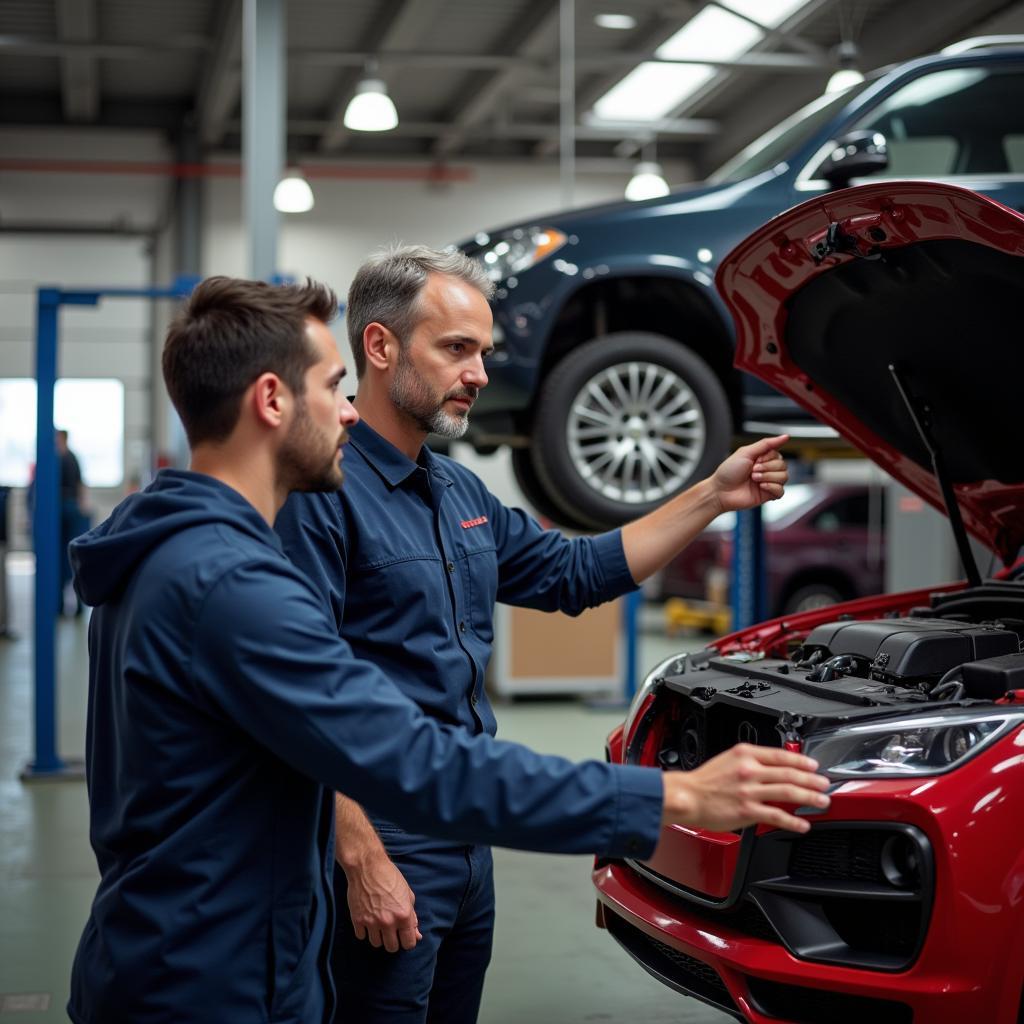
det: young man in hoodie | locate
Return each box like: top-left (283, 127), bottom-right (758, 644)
top-left (68, 275), bottom-right (829, 1024)
top-left (274, 247), bottom-right (799, 1024)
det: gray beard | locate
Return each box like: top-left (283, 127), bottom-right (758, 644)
top-left (389, 357), bottom-right (471, 439)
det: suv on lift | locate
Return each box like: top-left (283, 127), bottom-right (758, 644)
top-left (458, 40), bottom-right (1024, 530)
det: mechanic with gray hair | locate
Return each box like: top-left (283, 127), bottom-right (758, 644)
top-left (275, 244), bottom-right (795, 1023)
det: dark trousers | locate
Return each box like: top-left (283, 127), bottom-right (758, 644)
top-left (332, 844), bottom-right (495, 1024)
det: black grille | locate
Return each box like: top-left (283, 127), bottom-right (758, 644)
top-left (789, 829), bottom-right (889, 885)
top-left (650, 936), bottom-right (730, 995)
top-left (747, 976), bottom-right (913, 1024)
top-left (824, 900), bottom-right (921, 958)
top-left (604, 909), bottom-right (739, 1016)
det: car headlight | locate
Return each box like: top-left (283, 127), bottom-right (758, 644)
top-left (623, 652), bottom-right (687, 751)
top-left (471, 227), bottom-right (567, 283)
top-left (804, 711), bottom-right (1019, 778)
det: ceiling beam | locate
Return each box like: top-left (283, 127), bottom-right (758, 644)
top-left (195, 0), bottom-right (242, 147)
top-left (0, 35), bottom-right (210, 59)
top-left (250, 116), bottom-right (717, 142)
top-left (0, 37), bottom-right (828, 73)
top-left (432, 0), bottom-right (560, 158)
top-left (318, 0), bottom-right (442, 153)
top-left (55, 0), bottom-right (98, 122)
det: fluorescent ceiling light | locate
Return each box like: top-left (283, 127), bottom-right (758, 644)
top-left (343, 77), bottom-right (398, 132)
top-left (595, 13), bottom-right (636, 30)
top-left (594, 62), bottom-right (715, 121)
top-left (625, 161), bottom-right (670, 201)
top-left (825, 68), bottom-right (865, 93)
top-left (592, 5), bottom-right (767, 123)
top-left (273, 170), bottom-right (314, 213)
top-left (591, 0), bottom-right (816, 124)
top-left (719, 0), bottom-right (810, 29)
top-left (656, 6), bottom-right (763, 61)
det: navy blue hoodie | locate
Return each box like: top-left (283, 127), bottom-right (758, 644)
top-left (67, 470), bottom-right (662, 1024)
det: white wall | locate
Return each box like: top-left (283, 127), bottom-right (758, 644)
top-left (0, 127), bottom-right (172, 228)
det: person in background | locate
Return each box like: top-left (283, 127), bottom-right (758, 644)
top-left (56, 428), bottom-right (88, 615)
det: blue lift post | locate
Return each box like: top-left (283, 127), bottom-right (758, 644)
top-left (730, 506), bottom-right (767, 631)
top-left (22, 276), bottom-right (198, 781)
top-left (621, 587), bottom-right (644, 704)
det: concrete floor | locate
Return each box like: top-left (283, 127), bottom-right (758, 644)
top-left (0, 559), bottom-right (730, 1022)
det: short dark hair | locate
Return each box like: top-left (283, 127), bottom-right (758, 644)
top-left (346, 244), bottom-right (494, 377)
top-left (163, 276), bottom-right (337, 446)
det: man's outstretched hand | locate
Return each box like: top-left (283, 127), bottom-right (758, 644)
top-left (710, 434), bottom-right (790, 514)
top-left (661, 742), bottom-right (830, 835)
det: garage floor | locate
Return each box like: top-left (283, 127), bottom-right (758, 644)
top-left (0, 558), bottom-right (729, 1022)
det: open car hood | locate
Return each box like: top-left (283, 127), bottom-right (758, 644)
top-left (716, 181), bottom-right (1024, 566)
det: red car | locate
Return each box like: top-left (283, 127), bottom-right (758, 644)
top-left (656, 482), bottom-right (886, 616)
top-left (595, 181), bottom-right (1024, 1024)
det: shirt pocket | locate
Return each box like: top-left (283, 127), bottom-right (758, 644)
top-left (456, 531), bottom-right (498, 642)
top-left (348, 554), bottom-right (446, 642)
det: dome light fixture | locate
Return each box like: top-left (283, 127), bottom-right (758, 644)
top-left (595, 13), bottom-right (637, 30)
top-left (826, 39), bottom-right (864, 93)
top-left (343, 76), bottom-right (399, 132)
top-left (273, 169), bottom-right (314, 213)
top-left (625, 161), bottom-right (670, 201)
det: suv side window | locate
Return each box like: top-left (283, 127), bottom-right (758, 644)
top-left (839, 66), bottom-right (1024, 177)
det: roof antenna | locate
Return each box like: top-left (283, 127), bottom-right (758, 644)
top-left (888, 363), bottom-right (982, 587)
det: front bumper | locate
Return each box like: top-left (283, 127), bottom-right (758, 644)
top-left (594, 741), bottom-right (1024, 1024)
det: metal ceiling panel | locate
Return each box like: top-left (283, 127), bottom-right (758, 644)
top-left (0, 0), bottom-right (56, 35)
top-left (99, 53), bottom-right (202, 99)
top-left (0, 0), bottom-right (1020, 167)
top-left (286, 0), bottom-right (380, 50)
top-left (98, 0), bottom-right (211, 44)
top-left (415, 0), bottom-right (538, 55)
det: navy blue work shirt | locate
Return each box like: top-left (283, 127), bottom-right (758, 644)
top-left (276, 421), bottom-right (640, 844)
top-left (67, 470), bottom-right (663, 1024)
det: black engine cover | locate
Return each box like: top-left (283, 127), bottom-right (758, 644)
top-left (802, 618), bottom-right (1019, 685)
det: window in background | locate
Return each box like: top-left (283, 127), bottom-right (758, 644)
top-left (0, 378), bottom-right (125, 488)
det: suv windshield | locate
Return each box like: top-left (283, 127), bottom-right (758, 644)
top-left (710, 80), bottom-right (875, 184)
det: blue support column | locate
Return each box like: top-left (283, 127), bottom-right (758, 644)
top-left (29, 289), bottom-right (63, 775)
top-left (730, 506), bottom-right (767, 631)
top-left (622, 587), bottom-right (643, 702)
top-left (19, 277), bottom-right (206, 781)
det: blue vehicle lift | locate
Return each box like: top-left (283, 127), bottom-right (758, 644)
top-left (730, 506), bottom-right (767, 631)
top-left (22, 276), bottom-right (198, 781)
top-left (616, 506), bottom-right (766, 707)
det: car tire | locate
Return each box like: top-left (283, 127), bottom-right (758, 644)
top-left (782, 581), bottom-right (848, 616)
top-left (510, 447), bottom-right (593, 530)
top-left (529, 332), bottom-right (732, 530)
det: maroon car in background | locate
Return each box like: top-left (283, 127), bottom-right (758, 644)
top-left (595, 182), bottom-right (1024, 1024)
top-left (656, 482), bottom-right (886, 616)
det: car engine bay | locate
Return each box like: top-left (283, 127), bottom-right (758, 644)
top-left (628, 580), bottom-right (1024, 773)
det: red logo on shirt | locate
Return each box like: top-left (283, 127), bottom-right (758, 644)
top-left (460, 515), bottom-right (489, 529)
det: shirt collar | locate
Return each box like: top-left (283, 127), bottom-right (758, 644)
top-left (347, 419), bottom-right (453, 489)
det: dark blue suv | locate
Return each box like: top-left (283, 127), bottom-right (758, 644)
top-left (458, 42), bottom-right (1024, 530)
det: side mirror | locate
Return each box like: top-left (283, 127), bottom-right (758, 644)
top-left (817, 130), bottom-right (889, 188)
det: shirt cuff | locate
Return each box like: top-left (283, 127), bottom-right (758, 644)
top-left (592, 529), bottom-right (638, 602)
top-left (603, 764), bottom-right (664, 860)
